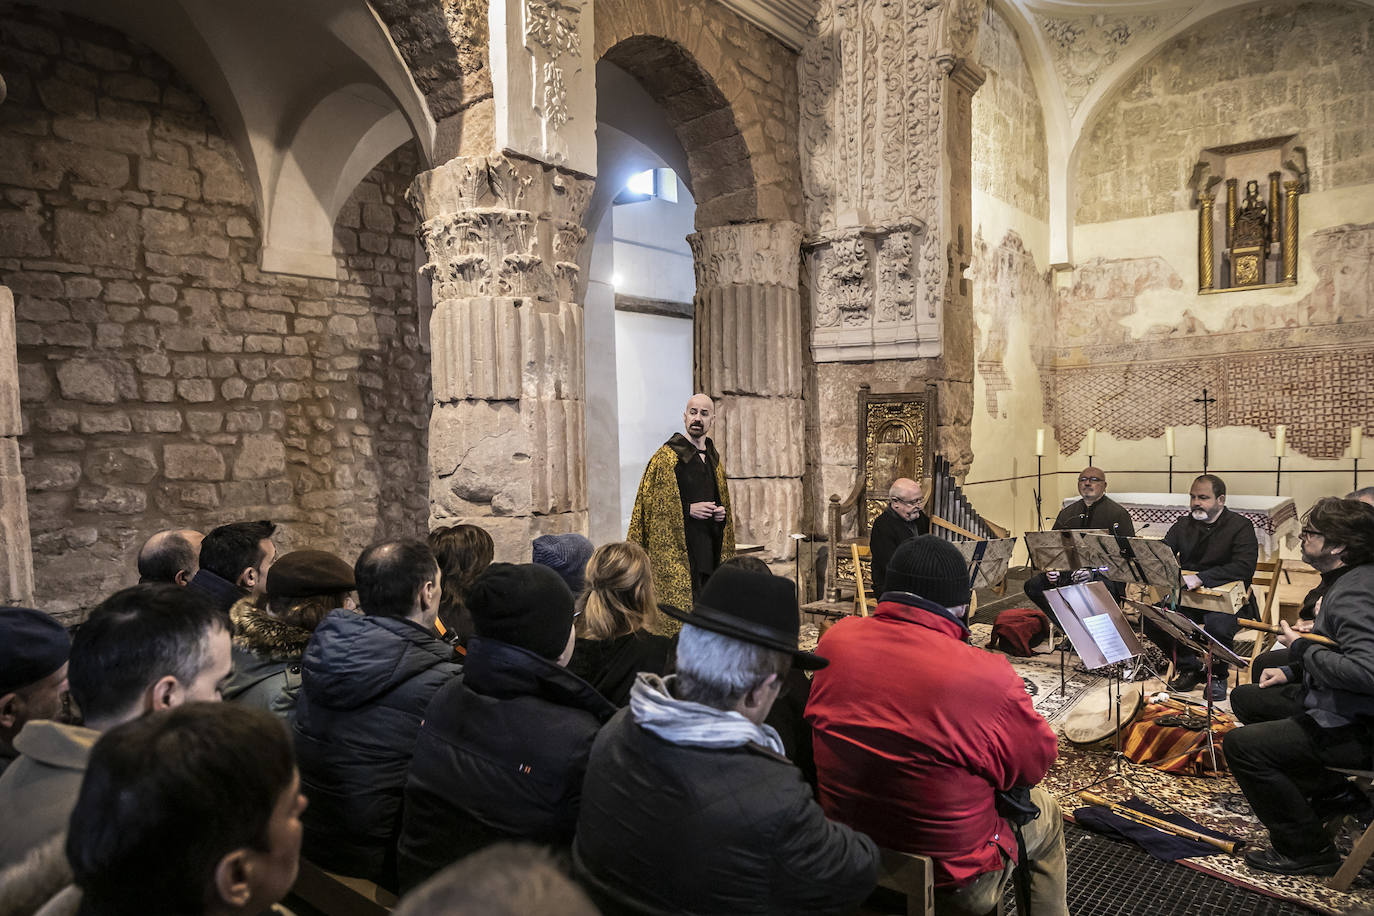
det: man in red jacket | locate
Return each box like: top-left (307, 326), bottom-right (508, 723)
top-left (806, 535), bottom-right (1066, 916)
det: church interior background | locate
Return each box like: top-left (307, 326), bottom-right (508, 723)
top-left (0, 0), bottom-right (1371, 617)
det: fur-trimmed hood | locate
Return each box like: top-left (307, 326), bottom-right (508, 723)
top-left (229, 597), bottom-right (315, 662)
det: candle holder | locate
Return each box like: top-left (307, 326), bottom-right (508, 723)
top-left (1275, 456), bottom-right (1282, 497)
top-left (1035, 455), bottom-right (1044, 531)
top-left (1356, 458), bottom-right (1362, 491)
top-left (1168, 456), bottom-right (1174, 493)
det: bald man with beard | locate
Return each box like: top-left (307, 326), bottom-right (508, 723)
top-left (628, 393), bottom-right (735, 628)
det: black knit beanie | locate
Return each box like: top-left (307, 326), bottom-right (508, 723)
top-left (884, 535), bottom-right (972, 609)
top-left (466, 562), bottom-right (574, 659)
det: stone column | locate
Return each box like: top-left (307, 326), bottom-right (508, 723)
top-left (0, 73), bottom-right (34, 606)
top-left (0, 286), bottom-right (35, 606)
top-left (409, 154), bottom-right (593, 560)
top-left (688, 221), bottom-right (805, 560)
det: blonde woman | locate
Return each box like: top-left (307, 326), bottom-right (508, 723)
top-left (567, 541), bottom-right (675, 706)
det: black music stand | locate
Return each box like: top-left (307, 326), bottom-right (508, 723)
top-left (1024, 530), bottom-right (1110, 698)
top-left (1138, 604), bottom-right (1248, 772)
top-left (1048, 582), bottom-right (1147, 794)
top-left (1073, 533), bottom-right (1185, 683)
top-left (954, 537), bottom-right (1018, 591)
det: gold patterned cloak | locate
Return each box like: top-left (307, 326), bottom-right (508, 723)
top-left (627, 434), bottom-right (735, 635)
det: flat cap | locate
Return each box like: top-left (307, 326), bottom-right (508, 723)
top-left (0, 607), bottom-right (69, 695)
top-left (266, 550), bottom-right (355, 599)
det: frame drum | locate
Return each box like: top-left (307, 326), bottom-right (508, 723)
top-left (1062, 681), bottom-right (1144, 746)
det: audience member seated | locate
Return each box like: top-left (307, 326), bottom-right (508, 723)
top-left (223, 549), bottom-right (356, 719)
top-left (66, 703), bottom-right (305, 916)
top-left (1352, 486), bottom-right (1374, 506)
top-left (531, 533), bottom-right (595, 596)
top-left (428, 524), bottom-right (494, 650)
top-left (0, 608), bottom-right (69, 777)
top-left (294, 540), bottom-right (460, 889)
top-left (0, 585), bottom-right (231, 869)
top-left (567, 541), bottom-right (675, 706)
top-left (574, 567), bottom-right (878, 915)
top-left (189, 520), bottom-right (279, 616)
top-left (398, 563), bottom-right (615, 890)
top-left (136, 528), bottom-right (204, 586)
top-left (1229, 497), bottom-right (1374, 877)
top-left (392, 843), bottom-right (598, 916)
top-left (806, 536), bottom-right (1066, 916)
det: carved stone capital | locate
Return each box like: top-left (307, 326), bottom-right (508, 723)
top-left (687, 221), bottom-right (803, 291)
top-left (410, 154), bottom-right (592, 303)
top-left (805, 220), bottom-right (938, 361)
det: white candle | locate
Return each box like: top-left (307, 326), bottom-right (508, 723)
top-left (1165, 426), bottom-right (1175, 457)
top-left (1274, 425), bottom-right (1286, 457)
top-left (1035, 429), bottom-right (1045, 457)
top-left (1354, 426), bottom-right (1364, 460)
top-left (1086, 428), bottom-right (1096, 456)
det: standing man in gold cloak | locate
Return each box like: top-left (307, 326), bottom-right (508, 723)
top-left (628, 393), bottom-right (735, 630)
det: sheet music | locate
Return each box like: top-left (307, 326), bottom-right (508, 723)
top-left (1083, 614), bottom-right (1134, 664)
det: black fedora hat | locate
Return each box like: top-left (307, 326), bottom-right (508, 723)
top-left (660, 567), bottom-right (827, 670)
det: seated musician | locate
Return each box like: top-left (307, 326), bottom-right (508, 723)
top-left (1227, 497), bottom-right (1374, 876)
top-left (1142, 474), bottom-right (1257, 702)
top-left (868, 477), bottom-right (930, 595)
top-left (806, 537), bottom-right (1066, 916)
top-left (1023, 467), bottom-right (1135, 625)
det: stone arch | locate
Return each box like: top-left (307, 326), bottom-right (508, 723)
top-left (594, 0), bottom-right (801, 228)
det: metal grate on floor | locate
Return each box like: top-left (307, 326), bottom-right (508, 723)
top-left (995, 822), bottom-right (1318, 916)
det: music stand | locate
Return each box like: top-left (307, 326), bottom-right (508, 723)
top-left (1137, 604), bottom-right (1247, 771)
top-left (1074, 534), bottom-right (1185, 683)
top-left (1046, 582), bottom-right (1147, 794)
top-left (953, 537), bottom-right (1018, 590)
top-left (1024, 530), bottom-right (1112, 696)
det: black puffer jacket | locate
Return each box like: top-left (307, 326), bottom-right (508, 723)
top-left (397, 637), bottom-right (615, 890)
top-left (574, 706), bottom-right (878, 915)
top-left (293, 610), bottom-right (460, 886)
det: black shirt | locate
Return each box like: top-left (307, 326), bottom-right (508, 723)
top-left (668, 433), bottom-right (724, 588)
top-left (1052, 495), bottom-right (1136, 536)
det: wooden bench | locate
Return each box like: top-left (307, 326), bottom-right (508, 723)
top-left (287, 859), bottom-right (396, 916)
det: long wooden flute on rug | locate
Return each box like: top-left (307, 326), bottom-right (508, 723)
top-left (1078, 792), bottom-right (1243, 855)
top-left (1236, 619), bottom-right (1337, 648)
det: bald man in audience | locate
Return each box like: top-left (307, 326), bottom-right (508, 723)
top-left (868, 477), bottom-right (931, 596)
top-left (1349, 487), bottom-right (1374, 506)
top-left (1022, 467), bottom-right (1135, 625)
top-left (137, 528), bottom-right (204, 586)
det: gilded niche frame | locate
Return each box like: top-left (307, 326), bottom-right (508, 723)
top-left (856, 383), bottom-right (935, 537)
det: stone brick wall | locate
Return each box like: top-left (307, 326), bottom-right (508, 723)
top-left (0, 8), bottom-right (430, 617)
top-left (1077, 2), bottom-right (1374, 224)
top-left (972, 5), bottom-right (1048, 220)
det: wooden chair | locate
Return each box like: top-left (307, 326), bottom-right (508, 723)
top-left (1236, 558), bottom-right (1286, 668)
top-left (876, 848), bottom-right (936, 916)
top-left (287, 859), bottom-right (395, 916)
top-left (1327, 768), bottom-right (1374, 891)
top-left (851, 542), bottom-right (873, 616)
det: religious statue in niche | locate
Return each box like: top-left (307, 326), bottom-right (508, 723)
top-left (1189, 136), bottom-right (1308, 293)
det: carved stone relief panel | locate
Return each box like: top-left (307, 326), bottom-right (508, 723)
top-left (489, 0), bottom-right (596, 174)
top-left (1034, 9), bottom-right (1188, 117)
top-left (805, 220), bottom-right (937, 360)
top-left (687, 221), bottom-right (803, 292)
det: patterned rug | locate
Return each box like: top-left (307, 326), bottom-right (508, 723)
top-left (978, 628), bottom-right (1374, 916)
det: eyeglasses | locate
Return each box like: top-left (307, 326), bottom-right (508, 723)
top-left (1300, 527), bottom-right (1324, 540)
top-left (890, 496), bottom-right (921, 506)
top-left (1078, 476), bottom-right (1103, 484)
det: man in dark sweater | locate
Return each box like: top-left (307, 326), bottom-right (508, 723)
top-left (869, 477), bottom-right (931, 596)
top-left (1143, 474), bottom-right (1258, 701)
top-left (1227, 497), bottom-right (1374, 876)
top-left (1023, 467), bottom-right (1135, 623)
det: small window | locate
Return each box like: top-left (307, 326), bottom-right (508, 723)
top-left (614, 168), bottom-right (679, 205)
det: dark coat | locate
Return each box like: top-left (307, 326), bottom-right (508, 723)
top-left (1292, 563), bottom-right (1374, 724)
top-left (574, 707), bottom-right (878, 915)
top-left (293, 610), bottom-right (460, 886)
top-left (1052, 495), bottom-right (1136, 535)
top-left (398, 637), bottom-right (615, 890)
top-left (1163, 507), bottom-right (1258, 589)
top-left (567, 629), bottom-right (675, 706)
top-left (868, 505), bottom-right (930, 595)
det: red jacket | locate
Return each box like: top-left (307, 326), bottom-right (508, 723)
top-left (805, 595), bottom-right (1058, 888)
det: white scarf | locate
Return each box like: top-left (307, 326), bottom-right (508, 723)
top-left (629, 673), bottom-right (786, 756)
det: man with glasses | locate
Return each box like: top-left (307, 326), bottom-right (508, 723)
top-left (869, 478), bottom-right (932, 597)
top-left (1143, 474), bottom-right (1258, 701)
top-left (1227, 496), bottom-right (1374, 876)
top-left (1022, 467), bottom-right (1135, 625)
